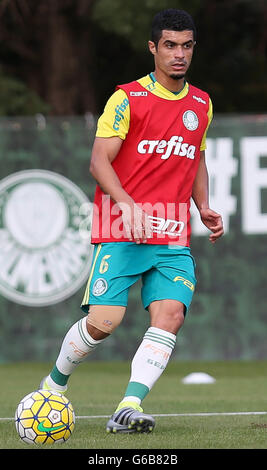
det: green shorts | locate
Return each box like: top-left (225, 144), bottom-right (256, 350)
top-left (81, 242), bottom-right (196, 314)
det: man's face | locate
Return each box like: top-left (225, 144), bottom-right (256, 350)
top-left (149, 29), bottom-right (195, 80)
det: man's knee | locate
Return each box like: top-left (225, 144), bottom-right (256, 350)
top-left (86, 305), bottom-right (126, 335)
top-left (149, 299), bottom-right (185, 334)
top-left (159, 305), bottom-right (185, 330)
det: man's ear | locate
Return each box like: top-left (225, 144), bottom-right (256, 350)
top-left (148, 40), bottom-right (157, 55)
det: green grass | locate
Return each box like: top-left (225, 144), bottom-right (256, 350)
top-left (1, 360), bottom-right (267, 450)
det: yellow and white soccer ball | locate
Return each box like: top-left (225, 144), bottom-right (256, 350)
top-left (15, 389), bottom-right (75, 445)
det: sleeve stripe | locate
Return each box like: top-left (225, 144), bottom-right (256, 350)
top-left (200, 98), bottom-right (213, 151)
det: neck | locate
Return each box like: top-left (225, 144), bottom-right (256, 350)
top-left (153, 70), bottom-right (185, 93)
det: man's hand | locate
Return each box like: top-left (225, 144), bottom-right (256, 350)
top-left (199, 208), bottom-right (224, 244)
top-left (119, 201), bottom-right (153, 244)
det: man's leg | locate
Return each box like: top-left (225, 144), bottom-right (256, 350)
top-left (106, 299), bottom-right (184, 433)
top-left (41, 306), bottom-right (125, 392)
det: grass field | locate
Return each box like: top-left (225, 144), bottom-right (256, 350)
top-left (1, 360), bottom-right (267, 454)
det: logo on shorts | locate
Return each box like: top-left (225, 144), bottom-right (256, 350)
top-left (93, 278), bottom-right (108, 296)
top-left (182, 110), bottom-right (199, 131)
top-left (173, 276), bottom-right (195, 292)
top-left (0, 170), bottom-right (93, 306)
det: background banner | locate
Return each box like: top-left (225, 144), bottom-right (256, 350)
top-left (0, 114), bottom-right (266, 362)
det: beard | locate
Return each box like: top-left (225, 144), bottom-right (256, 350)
top-left (169, 73), bottom-right (186, 80)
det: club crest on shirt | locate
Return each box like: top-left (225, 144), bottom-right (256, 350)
top-left (182, 110), bottom-right (199, 131)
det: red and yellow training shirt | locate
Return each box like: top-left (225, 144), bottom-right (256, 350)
top-left (91, 73), bottom-right (212, 246)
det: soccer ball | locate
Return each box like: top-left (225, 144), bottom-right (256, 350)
top-left (15, 389), bottom-right (75, 445)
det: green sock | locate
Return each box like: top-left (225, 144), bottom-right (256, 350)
top-left (50, 365), bottom-right (70, 386)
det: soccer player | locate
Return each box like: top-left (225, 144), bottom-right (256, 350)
top-left (40, 9), bottom-right (223, 433)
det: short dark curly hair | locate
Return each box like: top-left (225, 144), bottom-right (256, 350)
top-left (151, 9), bottom-right (196, 47)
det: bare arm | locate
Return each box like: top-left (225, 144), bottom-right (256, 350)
top-left (90, 136), bottom-right (152, 243)
top-left (90, 136), bottom-right (129, 203)
top-left (192, 151), bottom-right (224, 243)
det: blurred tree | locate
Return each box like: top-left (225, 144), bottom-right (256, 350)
top-left (191, 0), bottom-right (267, 112)
top-left (0, 0), bottom-right (266, 114)
top-left (0, 0), bottom-right (97, 115)
top-left (0, 67), bottom-right (49, 115)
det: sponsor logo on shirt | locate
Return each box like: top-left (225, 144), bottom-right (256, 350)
top-left (148, 215), bottom-right (185, 237)
top-left (193, 95), bottom-right (206, 105)
top-left (130, 91), bottom-right (148, 96)
top-left (113, 98), bottom-right (129, 131)
top-left (137, 135), bottom-right (196, 160)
